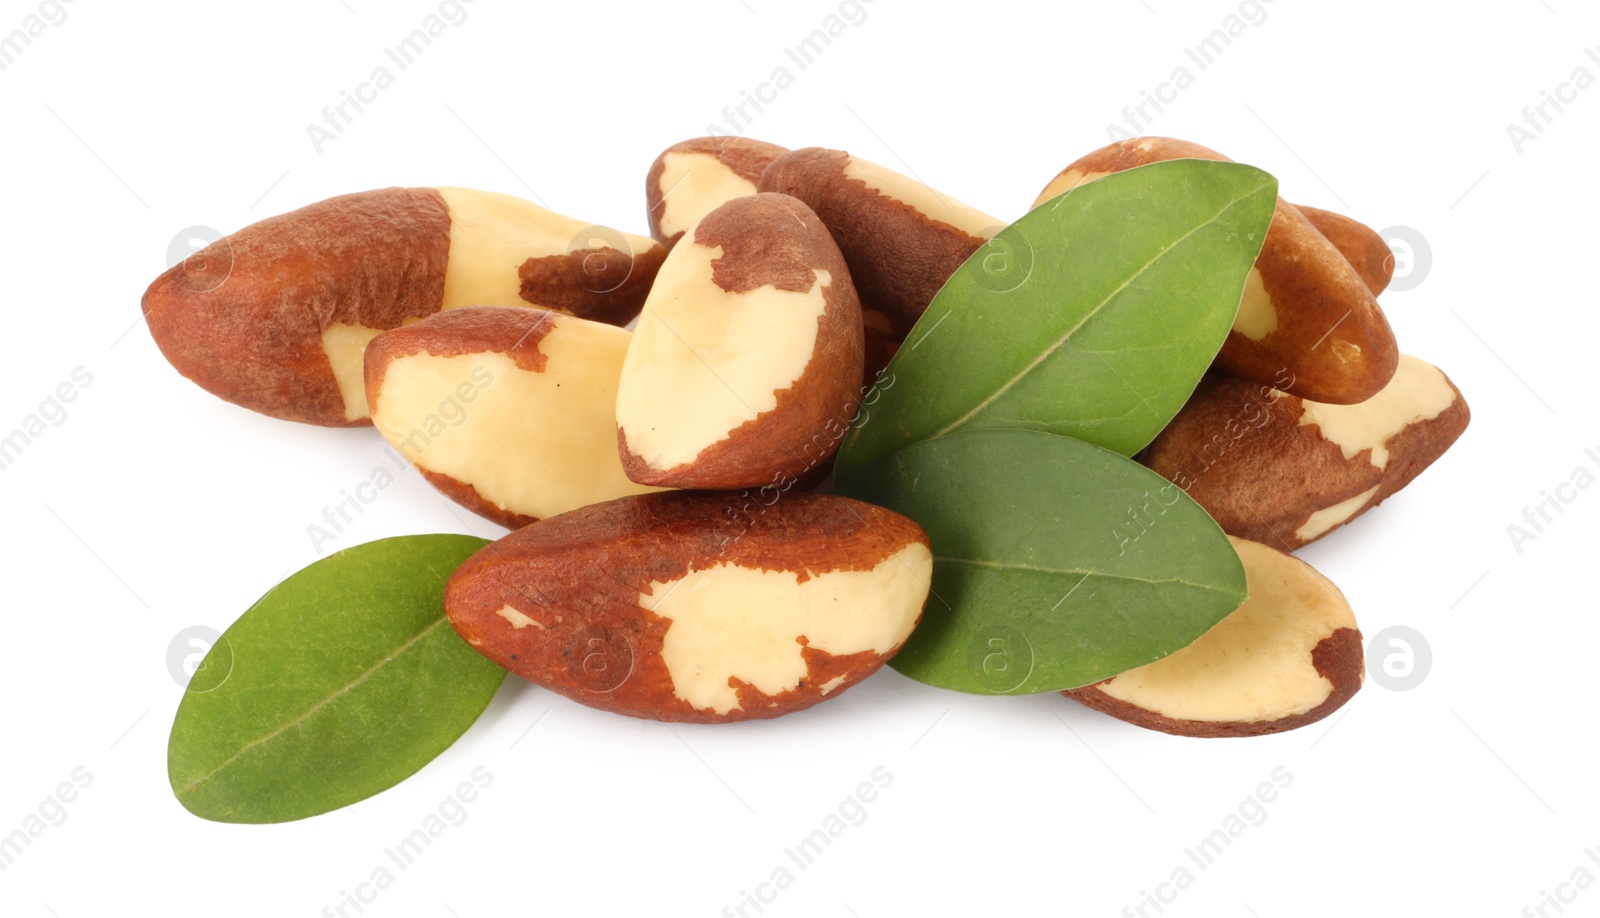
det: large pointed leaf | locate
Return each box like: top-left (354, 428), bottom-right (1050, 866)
top-left (836, 159), bottom-right (1276, 481)
top-left (168, 534), bottom-right (505, 823)
top-left (836, 429), bottom-right (1246, 695)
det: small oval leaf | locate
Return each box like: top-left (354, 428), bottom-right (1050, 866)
top-left (835, 429), bottom-right (1247, 695)
top-left (837, 159), bottom-right (1277, 481)
top-left (167, 535), bottom-right (506, 823)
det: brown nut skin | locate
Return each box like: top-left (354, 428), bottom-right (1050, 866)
top-left (145, 188), bottom-right (451, 427)
top-left (1138, 355), bottom-right (1470, 551)
top-left (759, 147), bottom-right (1001, 340)
top-left (645, 136), bottom-right (789, 248)
top-left (364, 306), bottom-right (662, 530)
top-left (1296, 204), bottom-right (1395, 297)
top-left (142, 187), bottom-right (664, 427)
top-left (444, 490), bottom-right (933, 724)
top-left (1032, 138), bottom-right (1399, 405)
top-left (616, 193), bottom-right (865, 490)
top-left (1064, 537), bottom-right (1363, 738)
top-left (861, 305), bottom-right (902, 385)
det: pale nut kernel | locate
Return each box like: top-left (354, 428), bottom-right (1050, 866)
top-left (443, 490), bottom-right (934, 723)
top-left (645, 136), bottom-right (789, 248)
top-left (1064, 536), bottom-right (1363, 737)
top-left (143, 186), bottom-right (664, 426)
top-left (364, 305), bottom-right (663, 529)
top-left (616, 193), bottom-right (864, 490)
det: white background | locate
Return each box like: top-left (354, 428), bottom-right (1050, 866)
top-left (2, 1), bottom-right (1595, 915)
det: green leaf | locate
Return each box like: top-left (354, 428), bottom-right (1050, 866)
top-left (836, 159), bottom-right (1277, 481)
top-left (836, 429), bottom-right (1246, 695)
top-left (168, 535), bottom-right (505, 823)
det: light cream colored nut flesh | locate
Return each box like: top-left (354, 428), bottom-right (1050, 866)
top-left (1032, 137), bottom-right (1398, 405)
top-left (759, 147), bottom-right (1002, 340)
top-left (616, 193), bottom-right (864, 490)
top-left (1139, 353), bottom-right (1469, 551)
top-left (142, 187), bottom-right (664, 427)
top-left (364, 306), bottom-right (663, 529)
top-left (645, 136), bottom-right (789, 247)
top-left (1064, 537), bottom-right (1363, 737)
top-left (640, 548), bottom-right (928, 715)
top-left (443, 490), bottom-right (933, 723)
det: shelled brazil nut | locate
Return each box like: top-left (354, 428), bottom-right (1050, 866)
top-left (364, 305), bottom-right (665, 529)
top-left (1065, 536), bottom-right (1364, 737)
top-left (1138, 354), bottom-right (1469, 550)
top-left (444, 490), bottom-right (933, 723)
top-left (143, 187), bottom-right (663, 426)
top-left (1033, 137), bottom-right (1399, 405)
top-left (616, 193), bottom-right (864, 490)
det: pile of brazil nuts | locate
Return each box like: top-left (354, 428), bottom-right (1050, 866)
top-left (141, 135), bottom-right (1467, 735)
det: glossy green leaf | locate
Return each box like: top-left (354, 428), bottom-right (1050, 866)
top-left (836, 159), bottom-right (1276, 481)
top-left (168, 535), bottom-right (504, 823)
top-left (836, 429), bottom-right (1246, 695)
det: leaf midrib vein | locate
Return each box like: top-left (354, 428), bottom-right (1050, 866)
top-left (928, 184), bottom-right (1268, 440)
top-left (934, 555), bottom-right (1238, 594)
top-left (178, 617), bottom-right (447, 796)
